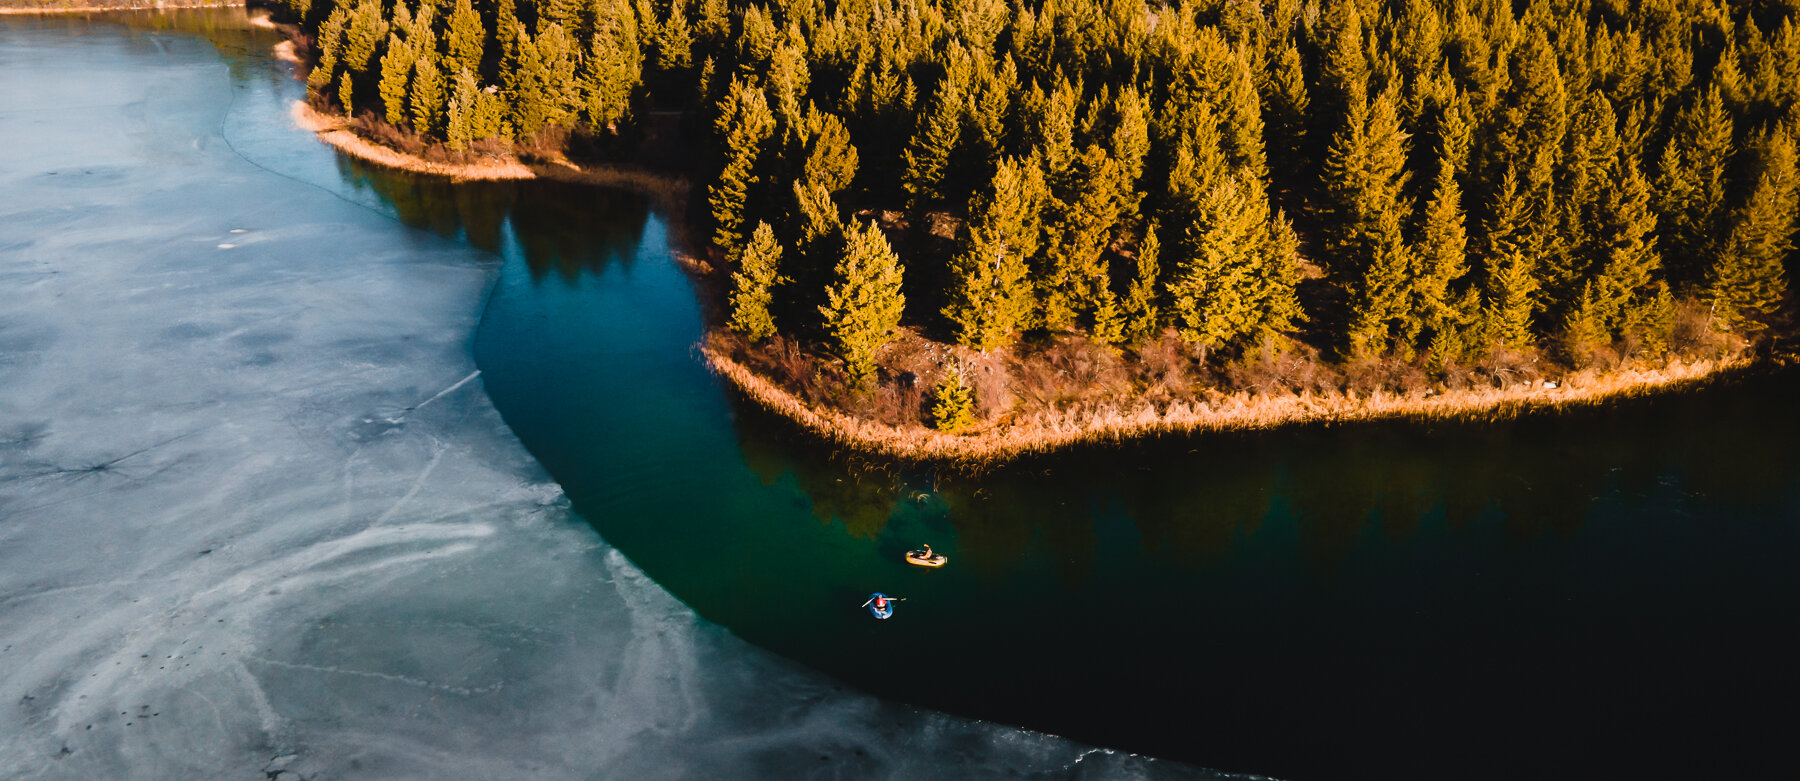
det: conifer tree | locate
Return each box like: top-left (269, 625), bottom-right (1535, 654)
top-left (1169, 175), bottom-right (1267, 355)
top-left (651, 0), bottom-right (694, 73)
top-left (1621, 284), bottom-right (1676, 357)
top-left (766, 29), bottom-right (811, 140)
top-left (1317, 0), bottom-right (1370, 141)
top-left (1483, 245), bottom-right (1540, 350)
top-left (800, 106), bottom-right (858, 194)
top-left (309, 7), bottom-right (348, 93)
top-left (729, 222), bottom-right (786, 342)
top-left (341, 0), bottom-right (388, 78)
top-left (1323, 87), bottom-right (1411, 279)
top-left (1655, 85), bottom-right (1735, 286)
top-left (337, 70), bottom-right (356, 116)
top-left (410, 50), bottom-right (445, 136)
top-left (1577, 154), bottom-right (1662, 339)
top-left (468, 80), bottom-right (508, 141)
top-left (1121, 223), bottom-right (1163, 347)
top-left (964, 54), bottom-right (1014, 172)
top-left (930, 366), bottom-right (977, 433)
top-left (1109, 85), bottom-right (1151, 217)
top-left (495, 0), bottom-right (520, 71)
top-left (1563, 281), bottom-right (1612, 354)
top-left (901, 47), bottom-right (971, 209)
top-left (1041, 145), bottom-right (1128, 332)
top-left (378, 33), bottom-right (416, 127)
top-left (1255, 211), bottom-right (1306, 344)
top-left (695, 0), bottom-right (729, 49)
top-left (505, 23), bottom-right (579, 137)
top-left (1479, 170), bottom-right (1542, 349)
top-left (1265, 41), bottom-right (1309, 169)
top-left (444, 0), bottom-right (483, 79)
top-left (580, 0), bottom-right (643, 130)
top-left (790, 179), bottom-right (841, 251)
top-left (1347, 208), bottom-right (1415, 358)
top-left (1708, 129), bottom-right (1798, 333)
top-left (709, 81), bottom-right (776, 255)
top-left (444, 68), bottom-right (478, 151)
top-left (943, 157), bottom-right (1048, 350)
top-left (1411, 153), bottom-right (1470, 349)
top-left (821, 221), bottom-right (906, 385)
top-left (1091, 284), bottom-right (1126, 348)
top-left (1030, 76), bottom-right (1080, 190)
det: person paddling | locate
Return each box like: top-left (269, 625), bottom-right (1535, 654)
top-left (862, 592), bottom-right (902, 618)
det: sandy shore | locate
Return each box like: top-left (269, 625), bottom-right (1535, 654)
top-left (289, 101), bottom-right (690, 199)
top-left (702, 345), bottom-right (1744, 466)
top-left (0, 1), bottom-right (237, 13)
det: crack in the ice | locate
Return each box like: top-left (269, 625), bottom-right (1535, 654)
top-left (3, 430), bottom-right (201, 484)
top-left (394, 370), bottom-right (481, 422)
top-left (371, 439), bottom-right (444, 525)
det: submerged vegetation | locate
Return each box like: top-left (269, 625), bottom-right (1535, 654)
top-left (273, 0), bottom-right (1798, 458)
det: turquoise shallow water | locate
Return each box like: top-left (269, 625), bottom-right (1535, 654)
top-left (331, 163), bottom-right (1800, 779)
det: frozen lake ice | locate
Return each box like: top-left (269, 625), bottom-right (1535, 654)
top-left (0, 13), bottom-right (1224, 780)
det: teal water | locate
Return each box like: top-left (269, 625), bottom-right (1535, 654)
top-left (337, 163), bottom-right (1800, 780)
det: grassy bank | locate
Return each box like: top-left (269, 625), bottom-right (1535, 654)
top-left (0, 0), bottom-right (238, 12)
top-left (290, 101), bottom-right (690, 207)
top-left (701, 340), bottom-right (1745, 467)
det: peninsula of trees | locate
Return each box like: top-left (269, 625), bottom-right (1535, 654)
top-left (275, 0), bottom-right (1797, 458)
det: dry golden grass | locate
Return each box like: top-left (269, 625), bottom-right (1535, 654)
top-left (702, 342), bottom-right (1745, 467)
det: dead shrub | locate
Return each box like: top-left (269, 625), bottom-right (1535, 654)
top-left (870, 374), bottom-right (924, 427)
top-left (962, 352), bottom-right (1014, 419)
top-left (1667, 299), bottom-right (1736, 359)
top-left (1564, 339), bottom-right (1622, 371)
top-left (1435, 357), bottom-right (1478, 391)
top-left (1133, 330), bottom-right (1192, 398)
top-left (352, 113), bottom-right (427, 157)
top-left (1226, 339), bottom-right (1339, 396)
top-left (1012, 335), bottom-right (1131, 409)
top-left (1340, 353), bottom-right (1428, 396)
top-left (1472, 346), bottom-right (1543, 389)
top-left (512, 126), bottom-right (571, 162)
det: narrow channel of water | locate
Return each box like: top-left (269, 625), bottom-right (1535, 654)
top-left (323, 159), bottom-right (1800, 780)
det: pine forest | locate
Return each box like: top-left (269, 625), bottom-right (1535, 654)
top-left (276, 0), bottom-right (1800, 445)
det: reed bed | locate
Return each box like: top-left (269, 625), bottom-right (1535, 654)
top-left (702, 344), bottom-right (1744, 467)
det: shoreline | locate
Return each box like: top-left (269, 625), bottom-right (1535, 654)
top-left (701, 345), bottom-right (1747, 466)
top-left (268, 41), bottom-right (1758, 469)
top-left (288, 101), bottom-right (689, 202)
top-left (0, 1), bottom-right (238, 13)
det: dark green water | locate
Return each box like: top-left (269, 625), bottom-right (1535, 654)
top-left (330, 162), bottom-right (1800, 780)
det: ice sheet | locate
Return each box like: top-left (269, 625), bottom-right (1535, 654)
top-left (0, 18), bottom-right (1234, 781)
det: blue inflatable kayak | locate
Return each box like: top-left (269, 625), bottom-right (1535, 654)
top-left (865, 593), bottom-right (895, 619)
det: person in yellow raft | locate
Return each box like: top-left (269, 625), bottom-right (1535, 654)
top-left (905, 543), bottom-right (946, 567)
